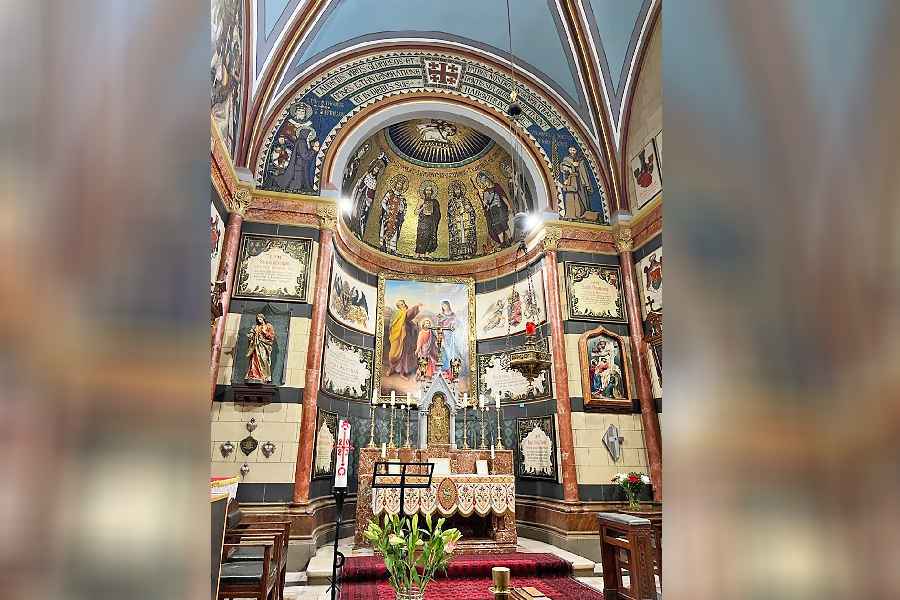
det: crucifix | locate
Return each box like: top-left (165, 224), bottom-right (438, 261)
top-left (424, 322), bottom-right (455, 374)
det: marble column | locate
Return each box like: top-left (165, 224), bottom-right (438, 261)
top-left (209, 206), bottom-right (244, 404)
top-left (293, 207), bottom-right (337, 503)
top-left (615, 225), bottom-right (663, 500)
top-left (541, 228), bottom-right (579, 502)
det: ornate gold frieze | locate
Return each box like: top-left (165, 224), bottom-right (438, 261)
top-left (613, 224), bottom-right (634, 253)
top-left (316, 203), bottom-right (338, 230)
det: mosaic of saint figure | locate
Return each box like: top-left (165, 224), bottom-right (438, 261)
top-left (349, 158), bottom-right (384, 238)
top-left (245, 313), bottom-right (276, 383)
top-left (342, 143), bottom-right (370, 192)
top-left (380, 174), bottom-right (409, 254)
top-left (474, 171), bottom-right (511, 249)
top-left (266, 102), bottom-right (318, 192)
top-left (559, 146), bottom-right (593, 219)
top-left (415, 180), bottom-right (441, 256)
top-left (386, 299), bottom-right (421, 376)
top-left (447, 179), bottom-right (477, 260)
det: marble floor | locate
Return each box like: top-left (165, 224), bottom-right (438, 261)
top-left (281, 536), bottom-right (610, 600)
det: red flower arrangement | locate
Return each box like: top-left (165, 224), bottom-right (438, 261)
top-left (612, 471), bottom-right (651, 510)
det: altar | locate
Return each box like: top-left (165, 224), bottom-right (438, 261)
top-left (355, 447), bottom-right (517, 553)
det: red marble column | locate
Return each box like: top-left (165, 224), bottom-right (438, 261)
top-left (210, 210), bottom-right (243, 404)
top-left (617, 228), bottom-right (663, 500)
top-left (293, 218), bottom-right (335, 503)
top-left (542, 242), bottom-right (580, 502)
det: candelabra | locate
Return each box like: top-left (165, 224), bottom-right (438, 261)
top-left (403, 404), bottom-right (411, 448)
top-left (462, 399), bottom-right (469, 449)
top-left (367, 401), bottom-right (377, 448)
top-left (479, 405), bottom-right (488, 449)
top-left (388, 402), bottom-right (396, 448)
top-left (495, 403), bottom-right (504, 450)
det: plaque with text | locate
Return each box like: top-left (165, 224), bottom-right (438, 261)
top-left (233, 234), bottom-right (312, 302)
top-left (477, 341), bottom-right (551, 403)
top-left (515, 416), bottom-right (557, 481)
top-left (320, 332), bottom-right (374, 401)
top-left (564, 262), bottom-right (627, 323)
top-left (313, 409), bottom-right (338, 479)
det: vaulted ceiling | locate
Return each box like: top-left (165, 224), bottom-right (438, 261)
top-left (247, 0), bottom-right (658, 152)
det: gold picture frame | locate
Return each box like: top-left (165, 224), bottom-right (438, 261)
top-left (373, 272), bottom-right (477, 399)
top-left (578, 324), bottom-right (634, 413)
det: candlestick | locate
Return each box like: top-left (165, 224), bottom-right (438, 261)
top-left (462, 395), bottom-right (469, 449)
top-left (388, 401), bottom-right (396, 448)
top-left (479, 405), bottom-right (487, 449)
top-left (404, 403), bottom-right (411, 448)
top-left (372, 390), bottom-right (378, 406)
top-left (495, 400), bottom-right (504, 450)
top-left (367, 401), bottom-right (376, 447)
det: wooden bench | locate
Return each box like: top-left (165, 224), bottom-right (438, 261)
top-left (597, 512), bottom-right (658, 600)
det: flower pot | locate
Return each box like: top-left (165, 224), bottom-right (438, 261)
top-left (395, 586), bottom-right (425, 600)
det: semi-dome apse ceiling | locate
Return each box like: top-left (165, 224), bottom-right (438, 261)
top-left (341, 118), bottom-right (534, 262)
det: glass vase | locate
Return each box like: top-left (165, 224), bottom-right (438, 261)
top-left (396, 586), bottom-right (425, 600)
top-left (626, 492), bottom-right (641, 511)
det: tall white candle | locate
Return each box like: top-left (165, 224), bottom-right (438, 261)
top-left (405, 392), bottom-right (410, 405)
top-left (479, 395), bottom-right (485, 409)
top-left (495, 396), bottom-right (501, 409)
top-left (390, 390), bottom-right (396, 405)
top-left (381, 443), bottom-right (386, 458)
top-left (463, 392), bottom-right (468, 407)
top-left (491, 444), bottom-right (495, 459)
top-left (372, 390), bottom-right (378, 406)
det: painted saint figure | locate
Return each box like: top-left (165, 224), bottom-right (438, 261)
top-left (380, 175), bottom-right (409, 254)
top-left (474, 171), bottom-right (511, 248)
top-left (386, 299), bottom-right (421, 376)
top-left (447, 180), bottom-right (477, 259)
top-left (350, 159), bottom-right (383, 238)
top-left (589, 339), bottom-right (624, 399)
top-left (435, 300), bottom-right (462, 378)
top-left (415, 318), bottom-right (439, 380)
top-left (559, 146), bottom-right (593, 219)
top-left (245, 313), bottom-right (276, 383)
top-left (415, 181), bottom-right (441, 256)
top-left (267, 102), bottom-right (318, 192)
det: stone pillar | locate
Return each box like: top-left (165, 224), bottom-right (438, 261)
top-left (293, 206), bottom-right (337, 503)
top-left (541, 226), bottom-right (579, 502)
top-left (209, 189), bottom-right (250, 404)
top-left (614, 224), bottom-right (663, 500)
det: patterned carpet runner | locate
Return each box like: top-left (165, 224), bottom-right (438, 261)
top-left (339, 552), bottom-right (604, 600)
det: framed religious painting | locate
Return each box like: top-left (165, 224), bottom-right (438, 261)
top-left (477, 341), bottom-right (552, 404)
top-left (312, 409), bottom-right (339, 480)
top-left (475, 267), bottom-right (547, 341)
top-left (374, 273), bottom-right (476, 398)
top-left (515, 415), bottom-right (558, 481)
top-left (232, 234), bottom-right (312, 302)
top-left (630, 135), bottom-right (663, 209)
top-left (578, 325), bottom-right (634, 412)
top-left (564, 262), bottom-right (627, 323)
top-left (320, 332), bottom-right (374, 401)
top-left (328, 257), bottom-right (376, 334)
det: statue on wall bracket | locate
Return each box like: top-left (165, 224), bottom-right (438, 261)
top-left (245, 313), bottom-right (276, 384)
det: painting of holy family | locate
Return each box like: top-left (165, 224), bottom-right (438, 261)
top-left (374, 274), bottom-right (476, 397)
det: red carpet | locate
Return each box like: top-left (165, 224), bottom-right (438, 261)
top-left (339, 552), bottom-right (604, 600)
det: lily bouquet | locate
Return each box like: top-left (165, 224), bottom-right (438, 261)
top-left (612, 471), bottom-right (651, 510)
top-left (364, 513), bottom-right (462, 598)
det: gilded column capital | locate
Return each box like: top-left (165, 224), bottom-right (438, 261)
top-left (613, 224), bottom-right (633, 253)
top-left (229, 186), bottom-right (253, 215)
top-left (541, 224), bottom-right (562, 251)
top-left (316, 203), bottom-right (338, 231)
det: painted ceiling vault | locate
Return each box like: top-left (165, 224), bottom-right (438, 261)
top-left (250, 0), bottom-right (657, 143)
top-left (341, 118), bottom-right (534, 262)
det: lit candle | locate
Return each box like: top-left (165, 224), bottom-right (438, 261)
top-left (381, 443), bottom-right (386, 458)
top-left (491, 444), bottom-right (495, 459)
top-left (495, 396), bottom-right (501, 409)
top-left (405, 392), bottom-right (410, 405)
top-left (479, 395), bottom-right (484, 409)
top-left (401, 403), bottom-right (406, 411)
top-left (372, 390), bottom-right (378, 406)
top-left (390, 391), bottom-right (396, 406)
top-left (463, 392), bottom-right (468, 407)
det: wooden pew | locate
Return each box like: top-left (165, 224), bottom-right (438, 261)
top-left (597, 512), bottom-right (658, 600)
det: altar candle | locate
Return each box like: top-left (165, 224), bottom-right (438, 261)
top-left (479, 395), bottom-right (485, 409)
top-left (390, 391), bottom-right (396, 405)
top-left (491, 444), bottom-right (495, 459)
top-left (463, 392), bottom-right (468, 407)
top-left (372, 390), bottom-right (378, 406)
top-left (495, 396), bottom-right (501, 409)
top-left (405, 392), bottom-right (410, 405)
top-left (381, 443), bottom-right (386, 458)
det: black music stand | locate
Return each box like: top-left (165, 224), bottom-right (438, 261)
top-left (371, 461), bottom-right (435, 521)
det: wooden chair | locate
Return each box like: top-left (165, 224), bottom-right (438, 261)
top-left (218, 539), bottom-right (279, 600)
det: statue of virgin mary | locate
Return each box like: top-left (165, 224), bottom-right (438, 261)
top-left (245, 313), bottom-right (276, 384)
